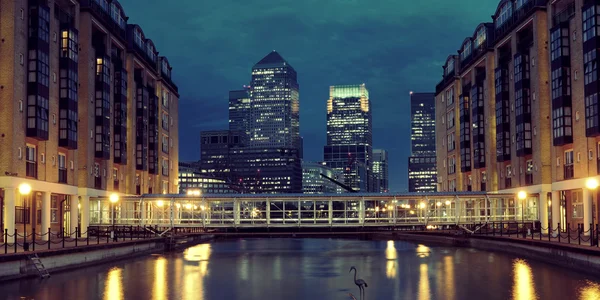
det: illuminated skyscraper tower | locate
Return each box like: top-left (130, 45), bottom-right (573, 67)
top-left (408, 92), bottom-right (437, 192)
top-left (324, 84), bottom-right (373, 192)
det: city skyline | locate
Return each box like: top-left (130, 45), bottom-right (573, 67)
top-left (120, 0), bottom-right (500, 192)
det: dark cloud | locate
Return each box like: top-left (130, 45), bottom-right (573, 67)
top-left (121, 0), bottom-right (499, 192)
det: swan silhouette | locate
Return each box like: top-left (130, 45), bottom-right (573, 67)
top-left (349, 266), bottom-right (368, 300)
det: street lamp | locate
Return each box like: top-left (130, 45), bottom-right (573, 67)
top-left (18, 183), bottom-right (31, 251)
top-left (109, 193), bottom-right (119, 241)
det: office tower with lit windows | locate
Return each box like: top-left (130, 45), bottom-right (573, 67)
top-left (0, 0), bottom-right (179, 241)
top-left (229, 87), bottom-right (251, 137)
top-left (324, 84), bottom-right (373, 192)
top-left (373, 149), bottom-right (389, 193)
top-left (408, 92), bottom-right (437, 192)
top-left (302, 161), bottom-right (342, 194)
top-left (242, 51), bottom-right (302, 193)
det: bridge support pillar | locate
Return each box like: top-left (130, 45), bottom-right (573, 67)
top-left (328, 199), bottom-right (333, 225)
top-left (359, 199), bottom-right (365, 224)
top-left (266, 199), bottom-right (270, 225)
top-left (234, 200), bottom-right (240, 225)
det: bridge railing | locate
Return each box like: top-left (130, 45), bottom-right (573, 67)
top-left (89, 193), bottom-right (540, 228)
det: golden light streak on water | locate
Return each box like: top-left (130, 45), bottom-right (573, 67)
top-left (418, 263), bottom-right (430, 300)
top-left (153, 257), bottom-right (167, 300)
top-left (579, 281), bottom-right (600, 300)
top-left (443, 256), bottom-right (455, 300)
top-left (512, 259), bottom-right (538, 300)
top-left (104, 267), bottom-right (123, 300)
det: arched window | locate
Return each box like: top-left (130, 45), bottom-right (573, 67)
top-left (461, 40), bottom-right (472, 60)
top-left (446, 58), bottom-right (455, 75)
top-left (134, 28), bottom-right (143, 48)
top-left (475, 27), bottom-right (487, 48)
top-left (495, 2), bottom-right (513, 28)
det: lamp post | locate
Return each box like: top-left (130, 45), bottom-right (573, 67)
top-left (18, 183), bottom-right (31, 251)
top-left (109, 193), bottom-right (119, 241)
top-left (518, 191), bottom-right (527, 237)
top-left (585, 178), bottom-right (598, 238)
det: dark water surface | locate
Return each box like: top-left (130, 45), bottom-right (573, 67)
top-left (2, 238), bottom-right (600, 300)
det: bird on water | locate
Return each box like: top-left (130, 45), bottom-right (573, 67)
top-left (349, 266), bottom-right (368, 300)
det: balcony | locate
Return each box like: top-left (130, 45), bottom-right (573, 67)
top-left (80, 0), bottom-right (126, 41)
top-left (58, 168), bottom-right (67, 184)
top-left (525, 173), bottom-right (533, 185)
top-left (494, 0), bottom-right (548, 45)
top-left (564, 164), bottom-right (574, 180)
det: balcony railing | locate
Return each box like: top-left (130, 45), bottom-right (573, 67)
top-left (26, 161), bottom-right (37, 178)
top-left (58, 168), bottom-right (67, 184)
top-left (564, 165), bottom-right (574, 180)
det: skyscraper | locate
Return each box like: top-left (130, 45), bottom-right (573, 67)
top-left (230, 51), bottom-right (302, 193)
top-left (229, 87), bottom-right (251, 137)
top-left (302, 162), bottom-right (342, 194)
top-left (324, 84), bottom-right (373, 192)
top-left (373, 149), bottom-right (389, 193)
top-left (408, 92), bottom-right (437, 192)
top-left (250, 51), bottom-right (300, 149)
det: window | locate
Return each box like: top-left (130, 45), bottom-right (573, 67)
top-left (26, 145), bottom-right (37, 178)
top-left (583, 5), bottom-right (599, 42)
top-left (447, 133), bottom-right (455, 151)
top-left (113, 168), bottom-right (119, 190)
top-left (461, 40), bottom-right (472, 60)
top-left (51, 196), bottom-right (58, 223)
top-left (110, 3), bottom-right (126, 29)
top-left (495, 67), bottom-right (511, 161)
top-left (446, 110), bottom-right (455, 129)
top-left (446, 88), bottom-right (454, 106)
top-left (58, 154), bottom-right (67, 183)
top-left (162, 90), bottom-right (169, 108)
top-left (446, 58), bottom-right (455, 75)
top-left (475, 27), bottom-right (487, 48)
top-left (516, 0), bottom-right (530, 9)
top-left (525, 160), bottom-right (534, 185)
top-left (162, 112), bottom-right (169, 131)
top-left (564, 150), bottom-right (574, 179)
top-left (162, 135), bottom-right (169, 154)
top-left (572, 191), bottom-right (583, 218)
top-left (95, 56), bottom-right (110, 159)
top-left (59, 28), bottom-right (78, 149)
top-left (584, 49), bottom-right (597, 85)
top-left (134, 28), bottom-right (144, 48)
top-left (162, 159), bottom-right (169, 176)
top-left (448, 157), bottom-right (456, 175)
top-left (496, 2), bottom-right (513, 28)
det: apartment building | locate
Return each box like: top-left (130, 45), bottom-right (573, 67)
top-left (0, 0), bottom-right (179, 240)
top-left (435, 0), bottom-right (600, 234)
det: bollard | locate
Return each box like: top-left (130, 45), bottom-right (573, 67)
top-left (75, 227), bottom-right (78, 247)
top-left (48, 228), bottom-right (51, 250)
top-left (32, 228), bottom-right (36, 251)
top-left (62, 228), bottom-right (65, 248)
top-left (4, 229), bottom-right (7, 254)
top-left (14, 229), bottom-right (17, 253)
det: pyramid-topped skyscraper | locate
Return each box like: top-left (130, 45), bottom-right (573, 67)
top-left (222, 51), bottom-right (302, 193)
top-left (249, 51), bottom-right (300, 150)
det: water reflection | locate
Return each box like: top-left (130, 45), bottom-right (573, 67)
top-left (418, 263), bottom-right (430, 300)
top-left (153, 257), bottom-right (167, 300)
top-left (386, 240), bottom-right (397, 260)
top-left (512, 259), bottom-right (538, 300)
top-left (386, 260), bottom-right (397, 279)
top-left (443, 256), bottom-right (455, 300)
top-left (417, 244), bottom-right (431, 258)
top-left (579, 281), bottom-right (600, 300)
top-left (386, 240), bottom-right (398, 278)
top-left (104, 267), bottom-right (123, 300)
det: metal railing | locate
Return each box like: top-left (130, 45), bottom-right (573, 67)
top-left (0, 226), bottom-right (205, 255)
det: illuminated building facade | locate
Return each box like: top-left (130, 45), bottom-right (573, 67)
top-left (408, 92), bottom-right (437, 192)
top-left (434, 0), bottom-right (600, 234)
top-left (229, 87), bottom-right (251, 137)
top-left (302, 161), bottom-right (342, 194)
top-left (241, 51), bottom-right (303, 193)
top-left (199, 130), bottom-right (245, 181)
top-left (373, 149), bottom-right (389, 193)
top-left (0, 0), bottom-right (179, 240)
top-left (179, 161), bottom-right (238, 194)
top-left (324, 84), bottom-right (373, 192)
top-left (249, 51), bottom-right (300, 150)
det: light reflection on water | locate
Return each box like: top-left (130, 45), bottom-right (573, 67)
top-left (3, 239), bottom-right (600, 300)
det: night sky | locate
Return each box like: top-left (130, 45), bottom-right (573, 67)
top-left (121, 0), bottom-right (499, 192)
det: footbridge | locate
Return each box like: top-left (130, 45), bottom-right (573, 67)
top-left (89, 192), bottom-right (540, 229)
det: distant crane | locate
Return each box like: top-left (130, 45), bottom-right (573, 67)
top-left (349, 266), bottom-right (368, 300)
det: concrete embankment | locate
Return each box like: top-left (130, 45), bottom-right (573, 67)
top-left (0, 234), bottom-right (214, 282)
top-left (377, 232), bottom-right (600, 274)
